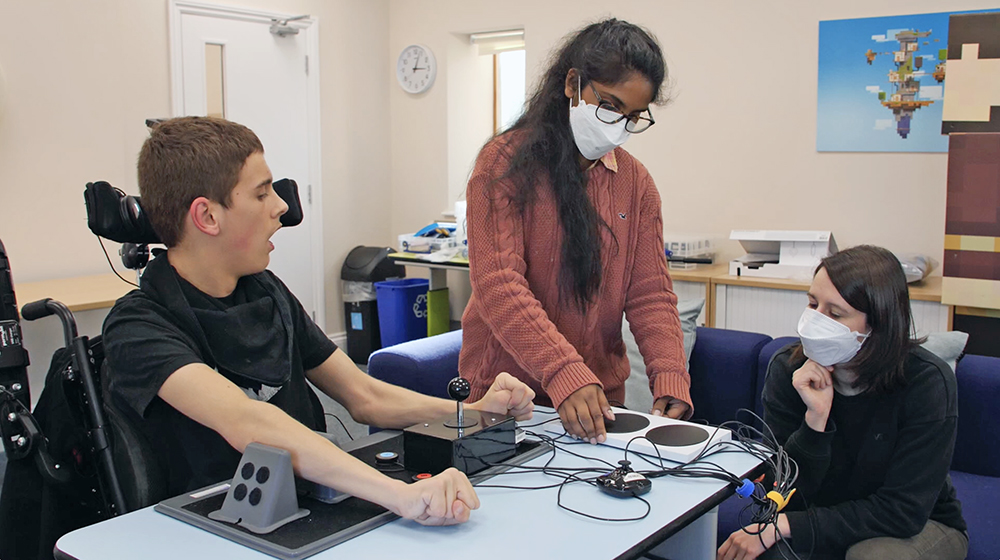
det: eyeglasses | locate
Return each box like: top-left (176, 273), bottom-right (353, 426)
top-left (589, 83), bottom-right (655, 133)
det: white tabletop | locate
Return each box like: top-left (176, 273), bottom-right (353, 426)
top-left (56, 411), bottom-right (764, 560)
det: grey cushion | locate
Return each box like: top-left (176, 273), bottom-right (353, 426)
top-left (920, 331), bottom-right (969, 374)
top-left (622, 298), bottom-right (705, 412)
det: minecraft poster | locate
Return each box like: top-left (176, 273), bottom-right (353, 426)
top-left (816, 10), bottom-right (996, 153)
top-left (941, 11), bottom-right (1000, 311)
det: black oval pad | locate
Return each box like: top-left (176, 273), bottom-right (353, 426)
top-left (604, 412), bottom-right (651, 434)
top-left (646, 425), bottom-right (710, 447)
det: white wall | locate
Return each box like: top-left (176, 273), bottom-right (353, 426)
top-left (387, 0), bottom-right (996, 281)
top-left (0, 0), bottom-right (390, 396)
top-left (0, 0), bottom-right (992, 350)
top-left (0, 0), bottom-right (392, 339)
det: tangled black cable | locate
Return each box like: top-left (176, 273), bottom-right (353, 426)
top-left (472, 409), bottom-right (804, 555)
top-left (471, 431), bottom-right (651, 521)
top-left (620, 409), bottom-right (805, 560)
top-left (720, 410), bottom-right (805, 560)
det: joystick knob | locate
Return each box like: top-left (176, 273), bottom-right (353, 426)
top-left (443, 377), bottom-right (477, 429)
top-left (447, 377), bottom-right (471, 402)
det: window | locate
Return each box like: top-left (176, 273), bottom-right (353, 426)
top-left (494, 49), bottom-right (526, 132)
top-left (446, 30), bottom-right (527, 207)
top-left (469, 30), bottom-right (526, 133)
top-left (205, 43), bottom-right (226, 118)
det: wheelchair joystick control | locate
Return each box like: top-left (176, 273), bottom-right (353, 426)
top-left (443, 377), bottom-right (477, 429)
top-left (403, 376), bottom-right (517, 476)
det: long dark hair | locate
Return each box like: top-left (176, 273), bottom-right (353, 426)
top-left (498, 19), bottom-right (667, 309)
top-left (794, 245), bottom-right (922, 393)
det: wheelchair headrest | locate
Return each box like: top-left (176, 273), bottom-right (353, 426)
top-left (84, 179), bottom-right (304, 244)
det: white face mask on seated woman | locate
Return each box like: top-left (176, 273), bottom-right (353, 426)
top-left (797, 308), bottom-right (871, 367)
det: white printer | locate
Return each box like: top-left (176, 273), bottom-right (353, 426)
top-left (729, 230), bottom-right (837, 280)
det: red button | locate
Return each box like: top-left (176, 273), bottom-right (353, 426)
top-left (413, 473), bottom-right (432, 481)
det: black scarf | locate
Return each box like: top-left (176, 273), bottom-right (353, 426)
top-left (139, 254), bottom-right (294, 386)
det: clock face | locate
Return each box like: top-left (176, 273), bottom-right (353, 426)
top-left (396, 44), bottom-right (436, 94)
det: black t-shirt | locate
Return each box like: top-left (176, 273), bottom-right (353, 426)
top-left (103, 254), bottom-right (338, 496)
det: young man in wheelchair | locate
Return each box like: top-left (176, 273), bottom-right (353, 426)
top-left (102, 116), bottom-right (535, 526)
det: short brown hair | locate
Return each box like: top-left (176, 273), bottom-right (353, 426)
top-left (137, 116), bottom-right (263, 247)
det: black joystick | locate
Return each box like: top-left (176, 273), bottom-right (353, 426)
top-left (447, 377), bottom-right (471, 401)
top-left (403, 376), bottom-right (518, 475)
top-left (596, 459), bottom-right (652, 498)
top-left (443, 377), bottom-right (477, 429)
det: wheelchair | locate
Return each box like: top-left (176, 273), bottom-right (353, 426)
top-left (0, 177), bottom-right (304, 560)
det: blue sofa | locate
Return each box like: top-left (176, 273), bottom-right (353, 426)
top-left (368, 327), bottom-right (999, 560)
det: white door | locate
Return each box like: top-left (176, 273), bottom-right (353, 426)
top-left (170, 2), bottom-right (324, 327)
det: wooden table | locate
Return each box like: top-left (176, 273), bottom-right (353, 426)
top-left (13, 273), bottom-right (134, 312)
top-left (711, 273), bottom-right (945, 302)
top-left (667, 263), bottom-right (729, 327)
top-left (384, 252), bottom-right (952, 335)
top-left (710, 273), bottom-right (951, 336)
top-left (389, 254), bottom-right (727, 329)
top-left (387, 252), bottom-right (468, 290)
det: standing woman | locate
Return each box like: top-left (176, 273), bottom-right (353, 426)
top-left (460, 19), bottom-right (691, 444)
top-left (719, 245), bottom-right (967, 560)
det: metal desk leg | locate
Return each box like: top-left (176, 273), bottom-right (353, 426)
top-left (648, 506), bottom-right (718, 560)
top-left (428, 268), bottom-right (448, 291)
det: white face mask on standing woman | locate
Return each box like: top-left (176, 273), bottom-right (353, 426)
top-left (797, 308), bottom-right (870, 367)
top-left (569, 77), bottom-right (631, 161)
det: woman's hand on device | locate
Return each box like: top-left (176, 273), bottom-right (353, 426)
top-left (557, 384), bottom-right (614, 444)
top-left (651, 397), bottom-right (690, 419)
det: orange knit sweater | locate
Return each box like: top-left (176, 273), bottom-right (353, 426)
top-left (459, 136), bottom-right (691, 414)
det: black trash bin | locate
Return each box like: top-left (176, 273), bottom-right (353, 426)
top-left (341, 246), bottom-right (405, 364)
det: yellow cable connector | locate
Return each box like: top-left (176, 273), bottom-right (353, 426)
top-left (766, 489), bottom-right (796, 512)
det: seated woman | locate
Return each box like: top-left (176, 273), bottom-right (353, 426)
top-left (719, 245), bottom-right (967, 560)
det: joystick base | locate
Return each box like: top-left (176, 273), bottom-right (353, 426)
top-left (442, 418), bottom-right (479, 429)
top-left (404, 411), bottom-right (516, 476)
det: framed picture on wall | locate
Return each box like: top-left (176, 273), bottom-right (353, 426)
top-left (816, 9), bottom-right (997, 153)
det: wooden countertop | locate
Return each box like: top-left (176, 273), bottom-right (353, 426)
top-left (390, 255), bottom-right (726, 280)
top-left (667, 263), bottom-right (729, 282)
top-left (13, 273), bottom-right (135, 313)
top-left (389, 252), bottom-right (469, 267)
top-left (713, 274), bottom-right (944, 303)
top-left (386, 253), bottom-right (944, 305)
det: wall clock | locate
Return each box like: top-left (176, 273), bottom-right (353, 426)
top-left (396, 44), bottom-right (436, 94)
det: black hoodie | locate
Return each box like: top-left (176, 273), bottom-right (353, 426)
top-left (764, 343), bottom-right (966, 554)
